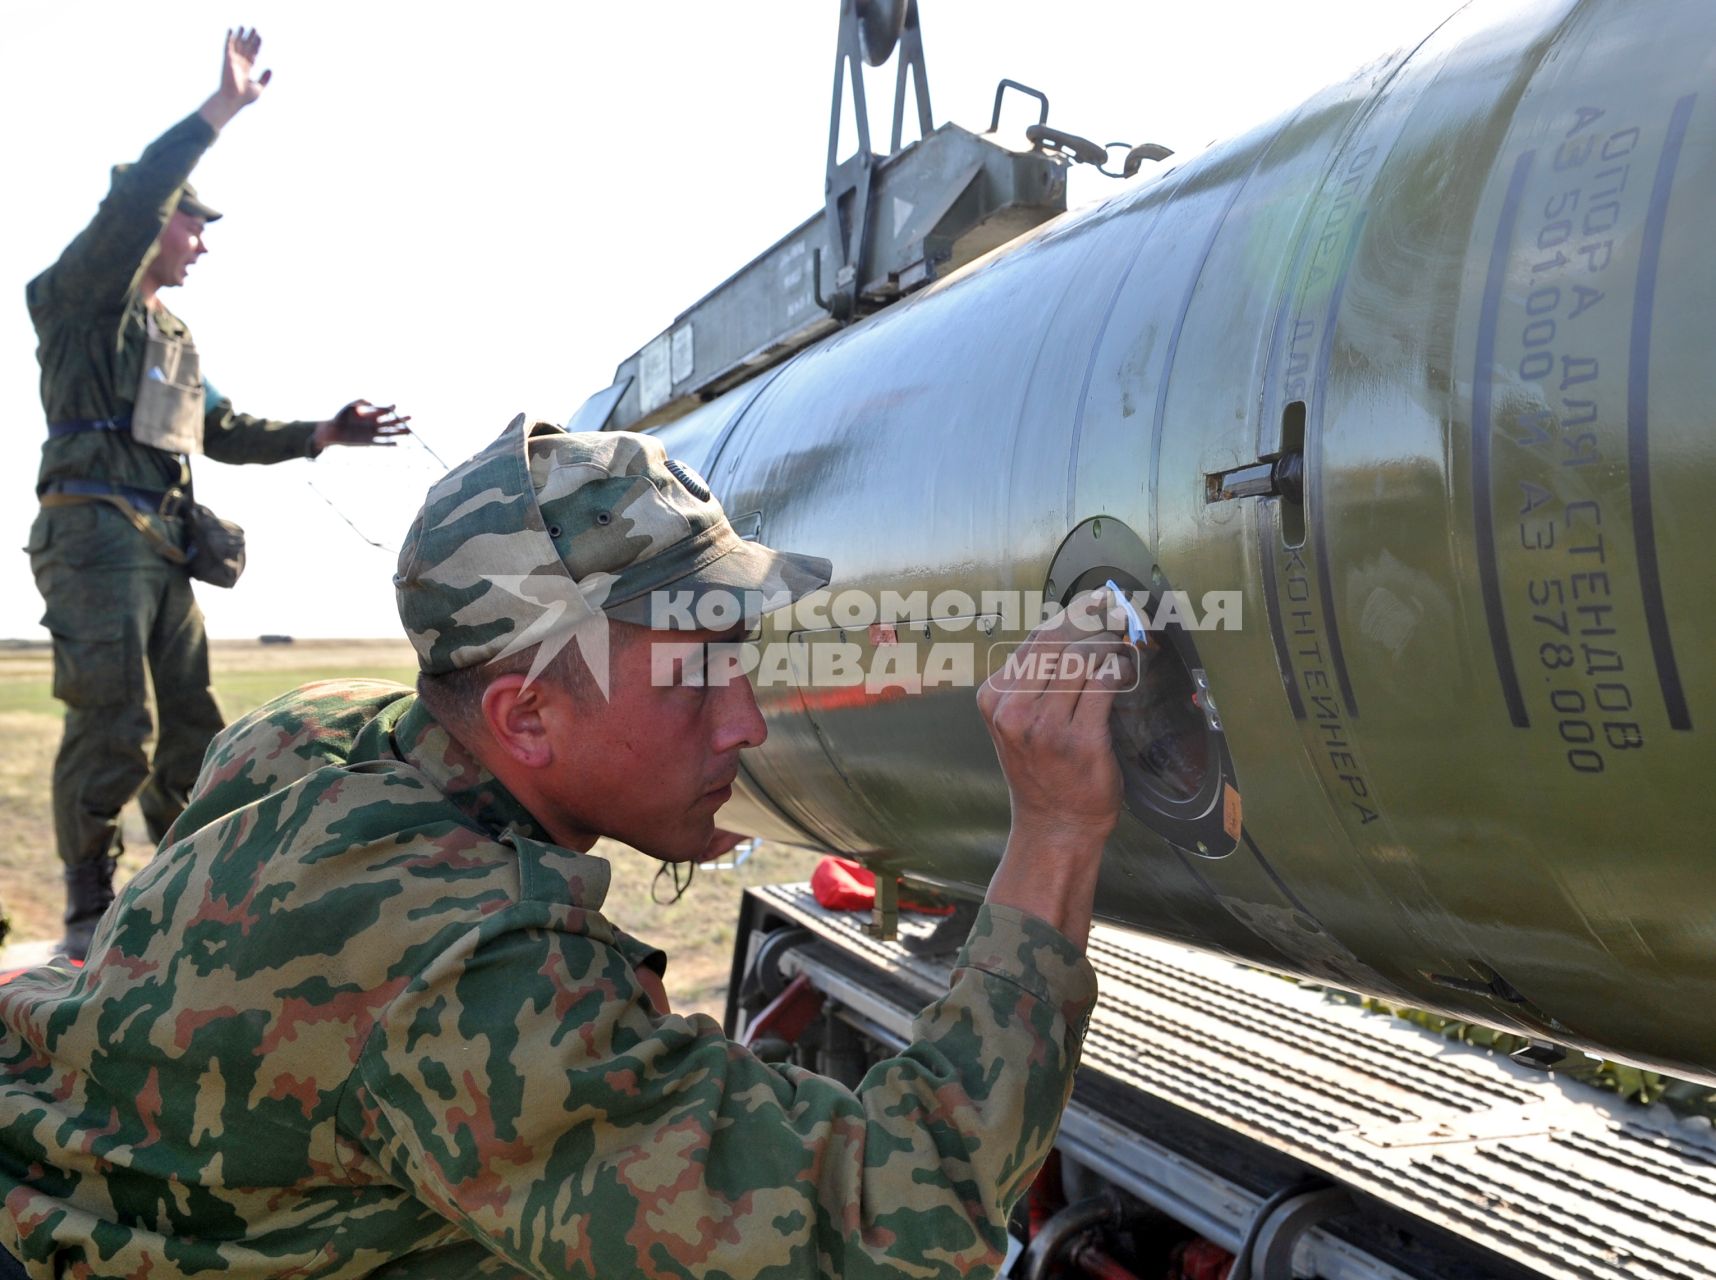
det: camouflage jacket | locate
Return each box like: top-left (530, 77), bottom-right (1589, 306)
top-left (0, 680), bottom-right (1098, 1278)
top-left (27, 112), bottom-right (320, 497)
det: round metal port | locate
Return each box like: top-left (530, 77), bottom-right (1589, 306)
top-left (1046, 517), bottom-right (1241, 858)
top-left (1110, 634), bottom-right (1212, 806)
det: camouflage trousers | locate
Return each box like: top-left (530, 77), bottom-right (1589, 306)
top-left (26, 500), bottom-right (224, 868)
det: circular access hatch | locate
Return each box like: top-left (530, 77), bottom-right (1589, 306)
top-left (1045, 516), bottom-right (1242, 858)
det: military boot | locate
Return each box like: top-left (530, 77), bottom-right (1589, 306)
top-left (60, 856), bottom-right (118, 962)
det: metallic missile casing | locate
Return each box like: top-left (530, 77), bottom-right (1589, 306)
top-left (646, 0), bottom-right (1716, 1081)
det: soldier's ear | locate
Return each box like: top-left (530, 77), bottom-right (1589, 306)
top-left (480, 673), bottom-right (554, 769)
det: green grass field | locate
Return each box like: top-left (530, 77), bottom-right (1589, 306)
top-left (0, 640), bottom-right (821, 1022)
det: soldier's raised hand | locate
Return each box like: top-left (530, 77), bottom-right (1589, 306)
top-left (200, 28), bottom-right (272, 130)
top-left (220, 28), bottom-right (272, 107)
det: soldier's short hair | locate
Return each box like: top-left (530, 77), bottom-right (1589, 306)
top-left (415, 625), bottom-right (634, 738)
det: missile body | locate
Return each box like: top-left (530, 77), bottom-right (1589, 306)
top-left (649, 0), bottom-right (1716, 1081)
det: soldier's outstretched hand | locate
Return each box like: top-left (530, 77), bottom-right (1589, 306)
top-left (200, 29), bottom-right (272, 130)
top-left (312, 401), bottom-right (414, 450)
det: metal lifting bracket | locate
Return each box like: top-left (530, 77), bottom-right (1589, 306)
top-left (990, 77), bottom-right (1175, 179)
top-left (581, 1), bottom-right (1144, 434)
top-left (825, 0), bottom-right (933, 322)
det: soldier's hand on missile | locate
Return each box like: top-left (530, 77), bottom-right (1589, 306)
top-left (200, 29), bottom-right (272, 130)
top-left (312, 401), bottom-right (414, 451)
top-left (977, 591), bottom-right (1132, 948)
top-left (978, 591), bottom-right (1131, 844)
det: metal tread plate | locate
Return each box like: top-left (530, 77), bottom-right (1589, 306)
top-left (751, 884), bottom-right (1716, 1280)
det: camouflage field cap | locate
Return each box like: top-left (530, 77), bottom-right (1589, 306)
top-left (395, 414), bottom-right (832, 674)
top-left (175, 182), bottom-right (223, 223)
top-left (110, 167), bottom-right (223, 221)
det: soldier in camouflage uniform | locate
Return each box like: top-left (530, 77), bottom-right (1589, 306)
top-left (26, 29), bottom-right (410, 958)
top-left (0, 414), bottom-right (1128, 1278)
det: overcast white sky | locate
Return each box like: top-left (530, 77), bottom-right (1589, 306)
top-left (1, 0), bottom-right (1464, 641)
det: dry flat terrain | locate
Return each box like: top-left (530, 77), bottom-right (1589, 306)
top-left (0, 639), bottom-right (821, 1023)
